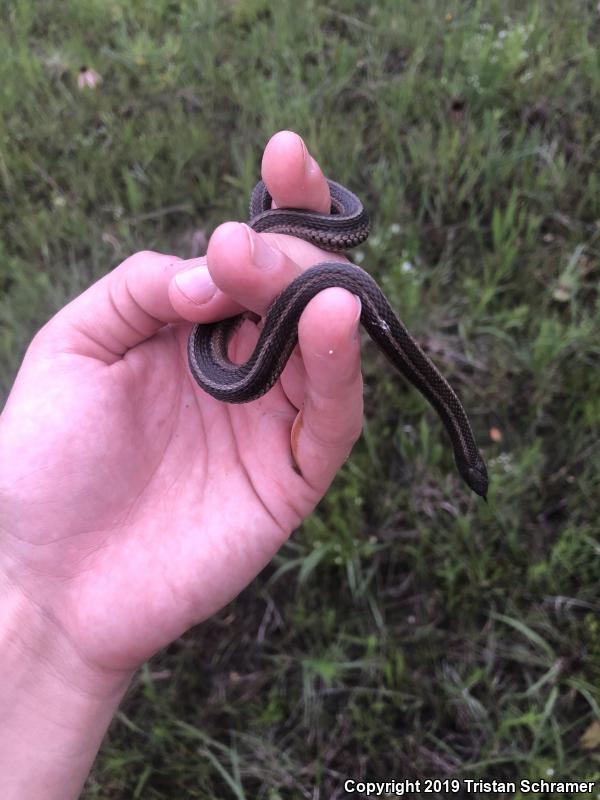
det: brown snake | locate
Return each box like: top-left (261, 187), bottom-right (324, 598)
top-left (187, 179), bottom-right (488, 498)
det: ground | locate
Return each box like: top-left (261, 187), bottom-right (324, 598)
top-left (1, 1), bottom-right (599, 797)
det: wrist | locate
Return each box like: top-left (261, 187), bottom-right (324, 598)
top-left (0, 577), bottom-right (133, 800)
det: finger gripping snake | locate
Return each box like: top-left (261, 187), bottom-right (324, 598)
top-left (187, 179), bottom-right (489, 498)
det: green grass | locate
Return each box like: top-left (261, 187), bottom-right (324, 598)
top-left (2, 0), bottom-right (599, 797)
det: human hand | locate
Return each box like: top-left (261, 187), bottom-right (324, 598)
top-left (0, 131), bottom-right (364, 679)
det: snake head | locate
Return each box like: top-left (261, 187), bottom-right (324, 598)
top-left (464, 457), bottom-right (489, 500)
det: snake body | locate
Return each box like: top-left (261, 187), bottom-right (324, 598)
top-left (187, 179), bottom-right (488, 498)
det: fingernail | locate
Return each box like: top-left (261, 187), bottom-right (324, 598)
top-left (351, 297), bottom-right (362, 341)
top-left (299, 138), bottom-right (310, 169)
top-left (305, 154), bottom-right (319, 176)
top-left (175, 266), bottom-right (216, 304)
top-left (242, 224), bottom-right (281, 270)
top-left (290, 406), bottom-right (304, 476)
top-left (298, 137), bottom-right (318, 176)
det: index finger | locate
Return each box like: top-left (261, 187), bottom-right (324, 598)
top-left (261, 130), bottom-right (331, 215)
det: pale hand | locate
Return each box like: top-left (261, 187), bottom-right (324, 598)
top-left (0, 131), bottom-right (365, 799)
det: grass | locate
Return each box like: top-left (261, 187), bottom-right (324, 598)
top-left (1, 0), bottom-right (599, 797)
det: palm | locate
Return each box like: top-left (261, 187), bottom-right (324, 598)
top-left (1, 321), bottom-right (312, 670)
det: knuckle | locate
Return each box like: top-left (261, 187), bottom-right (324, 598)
top-left (305, 398), bottom-right (363, 449)
top-left (118, 250), bottom-right (174, 272)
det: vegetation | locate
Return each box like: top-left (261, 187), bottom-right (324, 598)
top-left (1, 1), bottom-right (599, 797)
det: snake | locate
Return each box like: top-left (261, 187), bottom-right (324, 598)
top-left (187, 179), bottom-right (489, 498)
